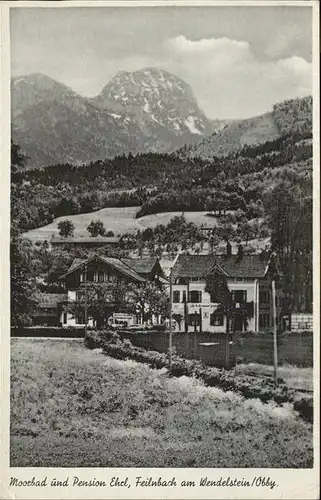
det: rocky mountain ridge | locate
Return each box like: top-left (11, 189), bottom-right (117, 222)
top-left (11, 69), bottom-right (221, 167)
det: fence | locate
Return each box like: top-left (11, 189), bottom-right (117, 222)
top-left (118, 330), bottom-right (313, 368)
top-left (291, 313), bottom-right (313, 332)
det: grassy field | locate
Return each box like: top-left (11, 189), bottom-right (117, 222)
top-left (233, 363), bottom-right (313, 392)
top-left (22, 207), bottom-right (218, 242)
top-left (10, 338), bottom-right (313, 468)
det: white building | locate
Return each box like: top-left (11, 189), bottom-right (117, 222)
top-left (171, 246), bottom-right (281, 333)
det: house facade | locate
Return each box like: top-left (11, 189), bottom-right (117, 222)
top-left (60, 255), bottom-right (166, 328)
top-left (32, 293), bottom-right (67, 326)
top-left (171, 247), bottom-right (281, 333)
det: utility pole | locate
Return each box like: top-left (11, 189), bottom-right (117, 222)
top-left (169, 267), bottom-right (173, 369)
top-left (272, 279), bottom-right (278, 386)
top-left (225, 312), bottom-right (230, 369)
top-left (84, 263), bottom-right (88, 337)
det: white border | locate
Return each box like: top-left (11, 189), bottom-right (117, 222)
top-left (1, 2), bottom-right (319, 499)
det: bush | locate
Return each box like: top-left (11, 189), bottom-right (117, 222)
top-left (11, 327), bottom-right (85, 338)
top-left (293, 394), bottom-right (313, 422)
top-left (84, 329), bottom-right (120, 349)
top-left (150, 324), bottom-right (166, 332)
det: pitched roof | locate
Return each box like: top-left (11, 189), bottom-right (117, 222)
top-left (100, 256), bottom-right (146, 282)
top-left (172, 254), bottom-right (270, 279)
top-left (67, 258), bottom-right (86, 273)
top-left (122, 258), bottom-right (157, 274)
top-left (172, 255), bottom-right (216, 279)
top-left (62, 255), bottom-right (145, 282)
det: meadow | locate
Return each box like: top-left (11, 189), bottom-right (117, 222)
top-left (10, 338), bottom-right (313, 468)
top-left (22, 207), bottom-right (217, 242)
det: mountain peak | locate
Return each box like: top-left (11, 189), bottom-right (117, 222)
top-left (96, 67), bottom-right (213, 138)
top-left (12, 68), bottom-right (217, 167)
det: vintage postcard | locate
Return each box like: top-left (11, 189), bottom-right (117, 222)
top-left (0, 1), bottom-right (320, 499)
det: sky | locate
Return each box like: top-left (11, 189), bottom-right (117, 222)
top-left (10, 6), bottom-right (313, 120)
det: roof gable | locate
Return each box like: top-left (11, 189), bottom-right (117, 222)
top-left (62, 255), bottom-right (145, 282)
top-left (172, 254), bottom-right (271, 279)
top-left (122, 258), bottom-right (158, 275)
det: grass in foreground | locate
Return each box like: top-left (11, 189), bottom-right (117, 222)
top-left (10, 338), bottom-right (313, 468)
top-left (233, 363), bottom-right (313, 392)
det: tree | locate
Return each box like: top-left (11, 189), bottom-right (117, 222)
top-left (58, 220), bottom-right (75, 238)
top-left (205, 271), bottom-right (232, 368)
top-left (263, 181), bottom-right (312, 320)
top-left (11, 224), bottom-right (37, 326)
top-left (11, 144), bottom-right (36, 326)
top-left (208, 231), bottom-right (220, 255)
top-left (128, 281), bottom-right (170, 325)
top-left (239, 221), bottom-right (254, 245)
top-left (173, 313), bottom-right (184, 330)
top-left (67, 281), bottom-right (131, 328)
top-left (11, 141), bottom-right (28, 174)
top-left (54, 197), bottom-right (80, 218)
top-left (87, 220), bottom-right (106, 237)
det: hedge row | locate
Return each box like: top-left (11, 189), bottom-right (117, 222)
top-left (11, 327), bottom-right (86, 338)
top-left (84, 329), bottom-right (313, 422)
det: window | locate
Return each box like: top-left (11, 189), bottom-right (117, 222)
top-left (173, 291), bottom-right (180, 303)
top-left (191, 277), bottom-right (199, 282)
top-left (79, 273), bottom-right (84, 283)
top-left (98, 271), bottom-right (105, 282)
top-left (63, 312), bottom-right (67, 324)
top-left (187, 313), bottom-right (200, 326)
top-left (231, 290), bottom-right (247, 303)
top-left (259, 291), bottom-right (270, 304)
top-left (259, 313), bottom-right (270, 328)
top-left (76, 312), bottom-right (85, 324)
top-left (182, 291), bottom-right (187, 303)
top-left (234, 278), bottom-right (244, 282)
top-left (93, 272), bottom-right (98, 282)
top-left (189, 291), bottom-right (202, 303)
top-left (210, 311), bottom-right (224, 326)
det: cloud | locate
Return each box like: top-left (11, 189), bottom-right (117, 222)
top-left (265, 25), bottom-right (312, 60)
top-left (159, 35), bottom-right (312, 119)
top-left (168, 35), bottom-right (250, 55)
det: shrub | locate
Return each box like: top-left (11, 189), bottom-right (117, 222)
top-left (84, 329), bottom-right (120, 349)
top-left (293, 394), bottom-right (313, 422)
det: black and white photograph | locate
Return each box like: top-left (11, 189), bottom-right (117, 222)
top-left (2, 0), bottom-right (319, 495)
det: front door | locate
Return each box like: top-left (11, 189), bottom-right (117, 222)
top-left (234, 313), bottom-right (244, 332)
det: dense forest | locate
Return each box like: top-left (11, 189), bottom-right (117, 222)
top-left (11, 129), bottom-right (311, 232)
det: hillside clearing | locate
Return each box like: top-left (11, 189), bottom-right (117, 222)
top-left (11, 338), bottom-right (313, 468)
top-left (22, 208), bottom-right (218, 242)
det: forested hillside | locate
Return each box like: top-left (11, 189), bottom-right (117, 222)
top-left (179, 96), bottom-right (312, 160)
top-left (12, 122), bottom-right (312, 232)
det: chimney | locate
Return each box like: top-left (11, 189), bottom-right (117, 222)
top-left (226, 241), bottom-right (232, 257)
top-left (237, 244), bottom-right (244, 260)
